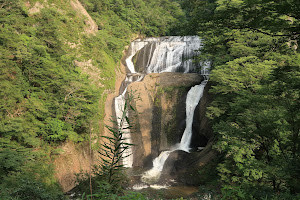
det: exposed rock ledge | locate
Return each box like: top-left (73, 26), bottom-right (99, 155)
top-left (53, 141), bottom-right (94, 192)
top-left (127, 72), bottom-right (206, 168)
top-left (126, 72), bottom-right (216, 185)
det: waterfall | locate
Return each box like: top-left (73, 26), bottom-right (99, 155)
top-left (140, 151), bottom-right (173, 183)
top-left (178, 82), bottom-right (207, 152)
top-left (141, 71), bottom-right (209, 183)
top-left (126, 40), bottom-right (149, 73)
top-left (115, 36), bottom-right (207, 169)
top-left (114, 40), bottom-right (151, 168)
top-left (127, 36), bottom-right (202, 73)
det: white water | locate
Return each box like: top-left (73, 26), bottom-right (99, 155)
top-left (114, 88), bottom-right (133, 168)
top-left (145, 37), bottom-right (201, 73)
top-left (178, 82), bottom-right (207, 152)
top-left (132, 183), bottom-right (170, 190)
top-left (141, 74), bottom-right (209, 183)
top-left (126, 40), bottom-right (149, 73)
top-left (115, 36), bottom-right (206, 169)
top-left (127, 36), bottom-right (202, 73)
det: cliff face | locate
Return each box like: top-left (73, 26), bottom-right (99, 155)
top-left (53, 142), bottom-right (93, 192)
top-left (125, 73), bottom-right (212, 168)
top-left (23, 0), bottom-right (104, 193)
top-left (169, 82), bottom-right (216, 185)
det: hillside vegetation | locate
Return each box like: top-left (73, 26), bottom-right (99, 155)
top-left (1, 0), bottom-right (299, 199)
top-left (0, 0), bottom-right (183, 198)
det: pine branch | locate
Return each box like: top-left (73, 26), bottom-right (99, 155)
top-left (245, 26), bottom-right (300, 37)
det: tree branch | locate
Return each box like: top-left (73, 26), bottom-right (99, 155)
top-left (245, 26), bottom-right (300, 37)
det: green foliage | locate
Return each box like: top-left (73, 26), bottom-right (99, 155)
top-left (1, 177), bottom-right (64, 200)
top-left (1, 0), bottom-right (184, 199)
top-left (0, 0), bottom-right (183, 147)
top-left (45, 118), bottom-right (67, 141)
top-left (196, 157), bottom-right (221, 199)
top-left (0, 0), bottom-right (101, 148)
top-left (0, 139), bottom-right (64, 200)
top-left (80, 0), bottom-right (184, 36)
top-left (179, 0), bottom-right (300, 198)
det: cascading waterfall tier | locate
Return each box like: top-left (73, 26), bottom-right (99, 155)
top-left (178, 81), bottom-right (207, 152)
top-left (141, 75), bottom-right (209, 184)
top-left (115, 36), bottom-right (208, 170)
top-left (127, 36), bottom-right (202, 74)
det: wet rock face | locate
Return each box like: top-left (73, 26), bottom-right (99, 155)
top-left (191, 82), bottom-right (214, 148)
top-left (163, 83), bottom-right (215, 185)
top-left (127, 72), bottom-right (211, 168)
top-left (130, 36), bottom-right (202, 74)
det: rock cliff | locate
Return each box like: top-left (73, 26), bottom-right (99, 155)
top-left (125, 72), bottom-right (212, 168)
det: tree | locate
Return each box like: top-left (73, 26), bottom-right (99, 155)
top-left (180, 0), bottom-right (300, 198)
top-left (94, 92), bottom-right (136, 193)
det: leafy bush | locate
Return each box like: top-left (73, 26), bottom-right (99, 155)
top-left (0, 140), bottom-right (64, 200)
top-left (2, 177), bottom-right (64, 200)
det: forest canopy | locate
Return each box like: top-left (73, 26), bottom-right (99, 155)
top-left (179, 0), bottom-right (300, 198)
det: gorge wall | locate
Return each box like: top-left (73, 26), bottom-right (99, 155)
top-left (53, 32), bottom-right (215, 190)
top-left (125, 73), bottom-right (214, 171)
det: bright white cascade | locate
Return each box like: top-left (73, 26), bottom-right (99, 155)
top-left (141, 65), bottom-right (209, 183)
top-left (127, 36), bottom-right (202, 73)
top-left (145, 37), bottom-right (201, 73)
top-left (115, 36), bottom-right (205, 169)
top-left (178, 82), bottom-right (207, 152)
top-left (125, 40), bottom-right (149, 73)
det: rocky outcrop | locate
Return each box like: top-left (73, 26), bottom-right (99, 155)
top-left (73, 59), bottom-right (104, 88)
top-left (28, 1), bottom-right (45, 15)
top-left (126, 72), bottom-right (207, 168)
top-left (70, 0), bottom-right (98, 35)
top-left (53, 142), bottom-right (94, 192)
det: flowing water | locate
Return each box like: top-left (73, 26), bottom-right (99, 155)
top-left (114, 36), bottom-right (210, 194)
top-left (128, 36), bottom-right (202, 73)
top-left (178, 81), bottom-right (207, 152)
top-left (114, 88), bottom-right (133, 168)
top-left (141, 78), bottom-right (209, 184)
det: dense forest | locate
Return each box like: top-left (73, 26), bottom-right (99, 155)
top-left (179, 0), bottom-right (300, 199)
top-left (0, 0), bottom-right (299, 199)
